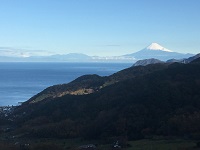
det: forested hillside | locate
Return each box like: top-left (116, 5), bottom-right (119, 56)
top-left (7, 58), bottom-right (200, 141)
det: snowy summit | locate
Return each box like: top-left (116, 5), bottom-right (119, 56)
top-left (124, 42), bottom-right (194, 61)
top-left (146, 43), bottom-right (173, 52)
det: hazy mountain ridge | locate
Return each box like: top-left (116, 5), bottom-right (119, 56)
top-left (0, 53), bottom-right (93, 62)
top-left (133, 53), bottom-right (200, 66)
top-left (181, 53), bottom-right (200, 63)
top-left (133, 58), bottom-right (164, 66)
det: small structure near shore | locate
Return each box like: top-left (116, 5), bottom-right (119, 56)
top-left (78, 144), bottom-right (96, 150)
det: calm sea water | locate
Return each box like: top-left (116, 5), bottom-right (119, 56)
top-left (0, 62), bottom-right (132, 106)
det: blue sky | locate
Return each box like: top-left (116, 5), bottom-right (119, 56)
top-left (0, 0), bottom-right (199, 56)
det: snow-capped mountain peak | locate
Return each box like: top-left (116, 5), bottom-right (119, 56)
top-left (146, 43), bottom-right (173, 52)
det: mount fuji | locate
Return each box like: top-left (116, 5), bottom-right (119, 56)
top-left (124, 43), bottom-right (194, 61)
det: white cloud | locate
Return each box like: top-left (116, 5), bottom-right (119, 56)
top-left (0, 47), bottom-right (54, 57)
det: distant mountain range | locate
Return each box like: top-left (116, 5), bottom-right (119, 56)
top-left (0, 43), bottom-right (195, 62)
top-left (0, 53), bottom-right (92, 62)
top-left (133, 53), bottom-right (200, 66)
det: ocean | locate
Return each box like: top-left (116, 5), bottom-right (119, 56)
top-left (0, 62), bottom-right (132, 106)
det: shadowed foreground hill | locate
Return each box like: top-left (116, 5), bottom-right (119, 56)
top-left (11, 59), bottom-right (200, 140)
